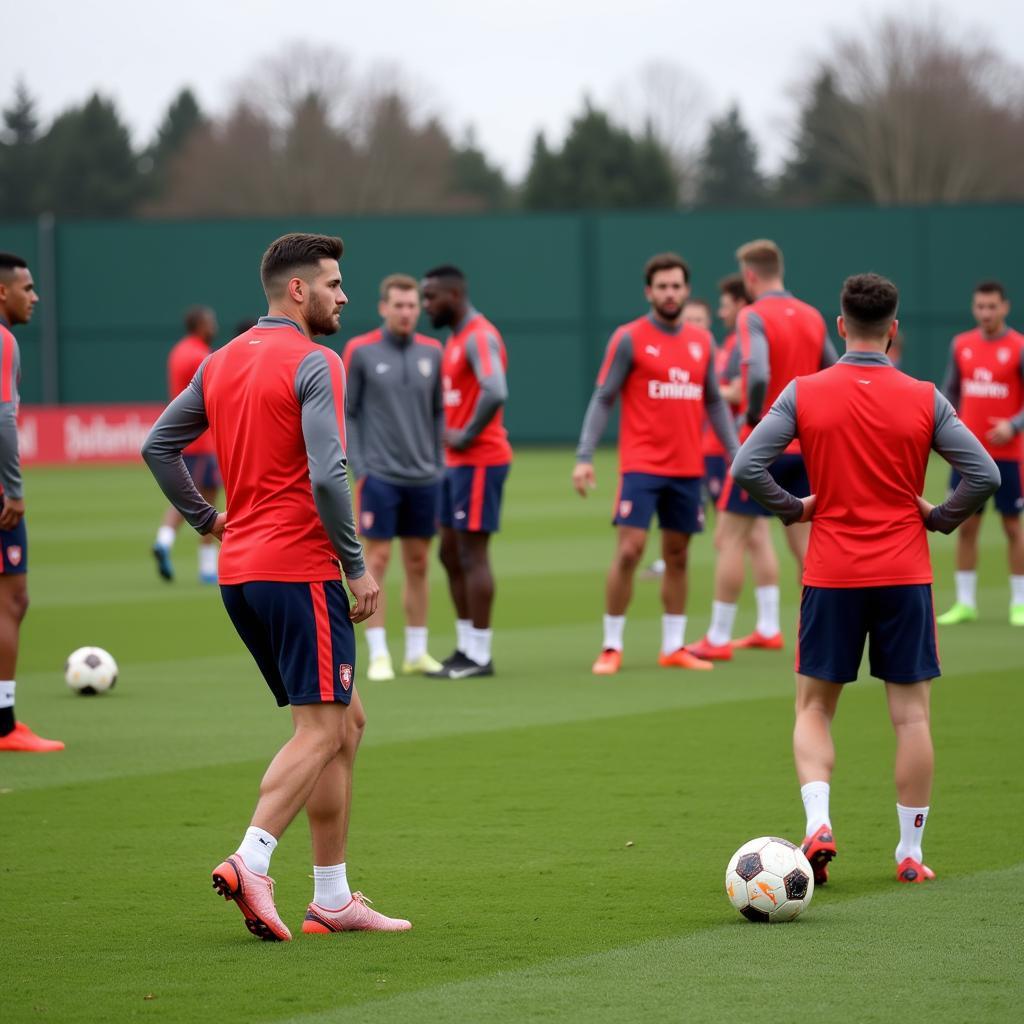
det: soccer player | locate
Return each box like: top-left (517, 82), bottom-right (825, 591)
top-left (574, 252), bottom-right (739, 674)
top-left (682, 297), bottom-right (712, 330)
top-left (142, 233), bottom-right (409, 940)
top-left (0, 253), bottom-right (63, 753)
top-left (152, 306), bottom-right (221, 584)
top-left (935, 281), bottom-right (1024, 626)
top-left (732, 272), bottom-right (998, 885)
top-left (689, 240), bottom-right (837, 661)
top-left (344, 274), bottom-right (445, 680)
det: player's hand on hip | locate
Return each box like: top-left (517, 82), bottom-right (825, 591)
top-left (986, 418), bottom-right (1014, 446)
top-left (916, 495), bottom-right (935, 521)
top-left (0, 496), bottom-right (25, 530)
top-left (209, 513), bottom-right (227, 541)
top-left (573, 463), bottom-right (596, 497)
top-left (798, 494), bottom-right (816, 522)
top-left (347, 571), bottom-right (380, 623)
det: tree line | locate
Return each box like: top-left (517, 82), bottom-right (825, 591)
top-left (2, 16), bottom-right (1022, 220)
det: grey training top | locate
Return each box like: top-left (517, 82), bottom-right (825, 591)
top-left (344, 327), bottom-right (444, 484)
top-left (940, 332), bottom-right (1024, 432)
top-left (141, 315), bottom-right (365, 579)
top-left (575, 315), bottom-right (739, 464)
top-left (0, 318), bottom-right (22, 499)
top-left (731, 350), bottom-right (1001, 534)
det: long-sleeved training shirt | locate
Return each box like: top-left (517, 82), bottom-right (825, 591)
top-left (0, 318), bottom-right (22, 500)
top-left (141, 315), bottom-right (364, 582)
top-left (167, 333), bottom-right (215, 456)
top-left (732, 350), bottom-right (1000, 587)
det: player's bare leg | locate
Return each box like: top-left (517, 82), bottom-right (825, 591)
top-left (400, 537), bottom-right (441, 673)
top-left (363, 539), bottom-right (395, 680)
top-left (938, 514), bottom-right (981, 624)
top-left (657, 530), bottom-right (711, 670)
top-left (593, 527), bottom-right (646, 674)
top-left (1000, 515), bottom-right (1024, 625)
top-left (197, 485), bottom-right (221, 583)
top-left (153, 507), bottom-right (184, 581)
top-left (730, 517), bottom-right (786, 650)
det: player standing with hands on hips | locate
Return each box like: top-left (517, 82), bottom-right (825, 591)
top-left (732, 273), bottom-right (998, 886)
top-left (143, 233), bottom-right (411, 940)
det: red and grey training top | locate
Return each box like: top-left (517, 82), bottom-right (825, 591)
top-left (0, 318), bottom-right (21, 499)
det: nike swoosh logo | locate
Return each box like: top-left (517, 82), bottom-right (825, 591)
top-left (447, 667), bottom-right (480, 679)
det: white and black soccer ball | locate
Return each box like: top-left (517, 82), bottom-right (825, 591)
top-left (65, 647), bottom-right (118, 696)
top-left (725, 836), bottom-right (814, 923)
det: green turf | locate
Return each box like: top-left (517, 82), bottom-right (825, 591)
top-left (3, 452), bottom-right (1022, 1023)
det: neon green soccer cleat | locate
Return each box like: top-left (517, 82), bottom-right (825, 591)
top-left (1010, 604), bottom-right (1024, 627)
top-left (366, 653), bottom-right (395, 681)
top-left (402, 652), bottom-right (444, 675)
top-left (935, 602), bottom-right (978, 625)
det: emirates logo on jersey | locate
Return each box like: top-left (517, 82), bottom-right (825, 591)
top-left (648, 366), bottom-right (704, 401)
top-left (963, 366), bottom-right (1009, 399)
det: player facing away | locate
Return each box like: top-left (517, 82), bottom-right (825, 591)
top-left (0, 253), bottom-right (63, 753)
top-left (343, 274), bottom-right (445, 680)
top-left (935, 281), bottom-right (1024, 626)
top-left (421, 265), bottom-right (511, 679)
top-left (732, 273), bottom-right (999, 885)
top-left (142, 233), bottom-right (410, 940)
top-left (574, 253), bottom-right (739, 675)
top-left (689, 240), bottom-right (837, 662)
top-left (151, 306), bottom-right (222, 584)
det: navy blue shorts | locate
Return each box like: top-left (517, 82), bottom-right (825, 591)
top-left (721, 453), bottom-right (810, 517)
top-left (221, 580), bottom-right (356, 707)
top-left (0, 518), bottom-right (27, 576)
top-left (357, 475), bottom-right (440, 539)
top-left (703, 455), bottom-right (728, 505)
top-left (184, 453), bottom-right (221, 492)
top-left (950, 459), bottom-right (1022, 517)
top-left (797, 584), bottom-right (940, 684)
top-left (613, 473), bottom-right (705, 534)
top-left (439, 464), bottom-right (510, 533)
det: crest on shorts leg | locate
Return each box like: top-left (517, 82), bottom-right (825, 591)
top-left (360, 511), bottom-right (375, 531)
top-left (339, 664), bottom-right (353, 691)
top-left (618, 500), bottom-right (633, 518)
top-left (6, 545), bottom-right (22, 566)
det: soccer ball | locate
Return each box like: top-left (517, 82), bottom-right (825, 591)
top-left (65, 647), bottom-right (118, 696)
top-left (725, 836), bottom-right (814, 923)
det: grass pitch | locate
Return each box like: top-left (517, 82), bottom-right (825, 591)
top-left (3, 451), bottom-right (1022, 1023)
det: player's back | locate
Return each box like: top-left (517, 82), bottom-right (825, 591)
top-left (749, 294), bottom-right (827, 408)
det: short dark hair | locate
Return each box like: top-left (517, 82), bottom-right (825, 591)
top-left (974, 280), bottom-right (1006, 300)
top-left (718, 273), bottom-right (749, 304)
top-left (644, 252), bottom-right (690, 286)
top-left (183, 305), bottom-right (214, 333)
top-left (260, 233), bottom-right (343, 297)
top-left (0, 252), bottom-right (28, 280)
top-left (423, 264), bottom-right (466, 284)
top-left (840, 273), bottom-right (899, 336)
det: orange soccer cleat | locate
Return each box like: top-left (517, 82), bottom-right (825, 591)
top-left (896, 858), bottom-right (936, 884)
top-left (592, 649), bottom-right (622, 676)
top-left (684, 637), bottom-right (733, 662)
top-left (658, 647), bottom-right (714, 671)
top-left (211, 855), bottom-right (292, 941)
top-left (0, 722), bottom-right (65, 753)
top-left (801, 823), bottom-right (838, 885)
top-left (301, 892), bottom-right (412, 934)
top-left (731, 631), bottom-right (784, 651)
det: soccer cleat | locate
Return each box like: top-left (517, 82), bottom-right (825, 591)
top-left (658, 647), bottom-right (714, 671)
top-left (301, 892), bottom-right (411, 934)
top-left (801, 824), bottom-right (837, 885)
top-left (151, 543), bottom-right (174, 582)
top-left (211, 855), bottom-right (291, 942)
top-left (427, 650), bottom-right (465, 677)
top-left (366, 653), bottom-right (395, 681)
top-left (896, 857), bottom-right (935, 883)
top-left (592, 648), bottom-right (622, 675)
top-left (401, 652), bottom-right (444, 675)
top-left (731, 630), bottom-right (784, 651)
top-left (685, 637), bottom-right (733, 662)
top-left (199, 571), bottom-right (218, 585)
top-left (1010, 603), bottom-right (1024, 627)
top-left (0, 722), bottom-right (65, 753)
top-left (935, 602), bottom-right (977, 625)
top-left (443, 658), bottom-right (494, 680)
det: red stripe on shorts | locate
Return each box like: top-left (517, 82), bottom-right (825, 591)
top-left (468, 466), bottom-right (487, 532)
top-left (717, 471), bottom-right (735, 513)
top-left (309, 582), bottom-right (335, 702)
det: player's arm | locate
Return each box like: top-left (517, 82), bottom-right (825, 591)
top-left (923, 390), bottom-right (1001, 534)
top-left (432, 355), bottom-right (445, 474)
top-left (574, 331), bottom-right (632, 495)
top-left (720, 343), bottom-right (743, 406)
top-left (141, 359), bottom-right (220, 535)
top-left (0, 333), bottom-right (24, 529)
top-left (940, 339), bottom-right (961, 409)
top-left (731, 381), bottom-right (807, 524)
top-left (446, 331), bottom-right (507, 450)
top-left (342, 345), bottom-right (365, 480)
top-left (703, 357), bottom-right (739, 461)
top-left (740, 309), bottom-right (769, 425)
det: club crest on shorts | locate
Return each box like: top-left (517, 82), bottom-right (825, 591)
top-left (6, 545), bottom-right (21, 566)
top-left (618, 500), bottom-right (633, 518)
top-left (360, 510), bottom-right (375, 530)
top-left (418, 357), bottom-right (433, 378)
top-left (339, 664), bottom-right (353, 691)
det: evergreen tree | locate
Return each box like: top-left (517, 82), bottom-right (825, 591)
top-left (0, 81), bottom-right (40, 217)
top-left (449, 129), bottom-right (508, 209)
top-left (695, 104), bottom-right (766, 208)
top-left (146, 88), bottom-right (205, 192)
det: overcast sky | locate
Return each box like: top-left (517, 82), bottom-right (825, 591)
top-left (6, 0), bottom-right (1022, 178)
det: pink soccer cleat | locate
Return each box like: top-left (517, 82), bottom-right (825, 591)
top-left (801, 823), bottom-right (838, 886)
top-left (896, 857), bottom-right (936, 883)
top-left (301, 892), bottom-right (412, 934)
top-left (211, 855), bottom-right (292, 942)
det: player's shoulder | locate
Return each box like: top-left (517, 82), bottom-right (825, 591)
top-left (611, 315), bottom-right (647, 343)
top-left (343, 328), bottom-right (383, 354)
top-left (952, 328), bottom-right (978, 350)
top-left (467, 315), bottom-right (503, 346)
top-left (0, 322), bottom-right (16, 347)
top-left (1006, 327), bottom-right (1024, 349)
top-left (413, 332), bottom-right (443, 352)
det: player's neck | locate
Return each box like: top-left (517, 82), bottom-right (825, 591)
top-left (844, 339), bottom-right (888, 354)
top-left (752, 278), bottom-right (785, 299)
top-left (979, 323), bottom-right (1006, 340)
top-left (266, 305), bottom-right (310, 337)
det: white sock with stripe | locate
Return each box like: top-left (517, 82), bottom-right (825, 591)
top-left (895, 804), bottom-right (929, 864)
top-left (236, 826), bottom-right (277, 876)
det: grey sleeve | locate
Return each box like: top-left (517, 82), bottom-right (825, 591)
top-left (743, 311), bottom-right (769, 424)
top-left (1012, 358), bottom-right (1024, 433)
top-left (731, 381), bottom-right (804, 525)
top-left (458, 332), bottom-right (508, 446)
top-left (343, 348), bottom-right (364, 479)
top-left (940, 341), bottom-right (960, 408)
top-left (724, 344), bottom-right (741, 380)
top-left (820, 335), bottom-right (839, 368)
top-left (576, 333), bottom-right (633, 463)
top-left (0, 338), bottom-right (22, 500)
top-left (926, 390), bottom-right (1001, 534)
top-left (295, 349), bottom-right (365, 579)
top-left (703, 360), bottom-right (739, 461)
top-left (140, 360), bottom-right (219, 534)
top-left (433, 357), bottom-right (445, 472)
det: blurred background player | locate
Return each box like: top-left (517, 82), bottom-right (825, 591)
top-left (732, 272), bottom-right (998, 885)
top-left (152, 306), bottom-right (222, 583)
top-left (574, 253), bottom-right (738, 674)
top-left (421, 265), bottom-right (511, 679)
top-left (343, 274), bottom-right (445, 680)
top-left (690, 239), bottom-right (837, 661)
top-left (143, 232), bottom-right (408, 940)
top-left (0, 253), bottom-right (62, 753)
top-left (936, 281), bottom-right (1024, 626)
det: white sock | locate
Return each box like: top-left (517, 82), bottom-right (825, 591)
top-left (456, 619), bottom-right (473, 655)
top-left (955, 570), bottom-right (977, 608)
top-left (313, 862), bottom-right (351, 910)
top-left (156, 525), bottom-right (175, 550)
top-left (602, 614), bottom-right (625, 651)
top-left (661, 614), bottom-right (686, 655)
top-left (236, 825), bottom-right (277, 876)
top-left (365, 627), bottom-right (388, 661)
top-left (895, 803), bottom-right (929, 864)
top-left (801, 781), bottom-right (831, 835)
top-left (706, 601), bottom-right (737, 647)
top-left (1011, 575), bottom-right (1024, 606)
top-left (469, 627), bottom-right (492, 666)
top-left (0, 679), bottom-right (13, 709)
top-left (755, 585), bottom-right (780, 637)
top-left (199, 544), bottom-right (218, 576)
top-left (405, 626), bottom-right (428, 663)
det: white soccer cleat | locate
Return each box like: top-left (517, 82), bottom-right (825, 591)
top-left (366, 653), bottom-right (395, 681)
